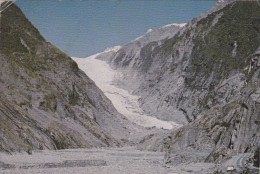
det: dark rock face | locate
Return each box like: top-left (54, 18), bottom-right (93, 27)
top-left (106, 1), bottom-right (260, 161)
top-left (0, 4), bottom-right (134, 152)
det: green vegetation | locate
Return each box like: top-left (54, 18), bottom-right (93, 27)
top-left (69, 85), bottom-right (80, 106)
top-left (190, 1), bottom-right (260, 84)
top-left (161, 33), bottom-right (181, 57)
top-left (173, 2), bottom-right (260, 117)
top-left (52, 135), bottom-right (68, 150)
top-left (0, 4), bottom-right (77, 77)
top-left (39, 94), bottom-right (57, 112)
top-left (241, 167), bottom-right (255, 174)
top-left (175, 128), bottom-right (184, 138)
top-left (0, 4), bottom-right (45, 55)
top-left (70, 61), bottom-right (79, 74)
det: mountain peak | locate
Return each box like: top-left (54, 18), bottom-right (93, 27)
top-left (146, 28), bottom-right (153, 34)
top-left (104, 45), bottom-right (122, 53)
top-left (161, 23), bottom-right (187, 29)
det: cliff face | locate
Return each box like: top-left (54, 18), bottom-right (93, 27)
top-left (0, 4), bottom-right (135, 152)
top-left (106, 1), bottom-right (260, 160)
top-left (169, 1), bottom-right (260, 161)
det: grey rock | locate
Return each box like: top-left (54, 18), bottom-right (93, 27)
top-left (0, 4), bottom-right (141, 153)
top-left (102, 1), bottom-right (260, 162)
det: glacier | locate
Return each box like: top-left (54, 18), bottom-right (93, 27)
top-left (73, 53), bottom-right (181, 130)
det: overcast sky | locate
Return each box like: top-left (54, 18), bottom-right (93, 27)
top-left (17, 0), bottom-right (216, 57)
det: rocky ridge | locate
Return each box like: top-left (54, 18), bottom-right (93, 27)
top-left (104, 1), bottom-right (260, 162)
top-left (0, 4), bottom-right (142, 153)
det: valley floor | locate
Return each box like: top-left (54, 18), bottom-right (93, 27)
top-left (0, 147), bottom-right (220, 174)
top-left (1, 147), bottom-right (258, 174)
top-left (0, 147), bottom-right (167, 174)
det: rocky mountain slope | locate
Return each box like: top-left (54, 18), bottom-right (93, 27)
top-left (0, 4), bottom-right (141, 153)
top-left (104, 1), bottom-right (260, 162)
top-left (102, 21), bottom-right (188, 124)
